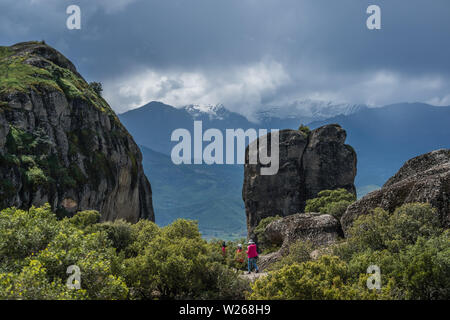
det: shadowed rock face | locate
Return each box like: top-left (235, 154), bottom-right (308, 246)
top-left (0, 41), bottom-right (154, 222)
top-left (243, 124), bottom-right (357, 236)
top-left (303, 125), bottom-right (357, 200)
top-left (341, 149), bottom-right (450, 234)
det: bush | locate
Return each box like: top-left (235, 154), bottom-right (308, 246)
top-left (0, 204), bottom-right (59, 267)
top-left (0, 260), bottom-right (85, 300)
top-left (25, 166), bottom-right (48, 188)
top-left (250, 255), bottom-right (383, 300)
top-left (268, 240), bottom-right (315, 271)
top-left (121, 219), bottom-right (244, 299)
top-left (1, 202), bottom-right (446, 300)
top-left (0, 205), bottom-right (247, 300)
top-left (344, 203), bottom-right (442, 253)
top-left (88, 82), bottom-right (103, 96)
top-left (69, 210), bottom-right (101, 229)
top-left (91, 220), bottom-right (134, 253)
top-left (331, 203), bottom-right (448, 300)
top-left (298, 124), bottom-right (311, 137)
top-left (305, 188), bottom-right (356, 219)
top-left (253, 215), bottom-right (282, 253)
top-left (392, 232), bottom-right (449, 299)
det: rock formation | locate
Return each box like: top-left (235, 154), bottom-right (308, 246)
top-left (0, 41), bottom-right (154, 222)
top-left (264, 213), bottom-right (342, 250)
top-left (256, 213), bottom-right (342, 270)
top-left (243, 124), bottom-right (356, 236)
top-left (341, 149), bottom-right (450, 233)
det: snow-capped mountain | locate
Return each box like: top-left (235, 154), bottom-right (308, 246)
top-left (256, 100), bottom-right (367, 124)
top-left (183, 104), bottom-right (230, 120)
top-left (183, 100), bottom-right (367, 126)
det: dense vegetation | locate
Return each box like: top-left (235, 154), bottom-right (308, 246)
top-left (0, 201), bottom-right (448, 300)
top-left (0, 205), bottom-right (249, 299)
top-left (250, 203), bottom-right (449, 300)
top-left (305, 188), bottom-right (356, 220)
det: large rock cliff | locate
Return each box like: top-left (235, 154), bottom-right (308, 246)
top-left (341, 149), bottom-right (450, 234)
top-left (0, 41), bottom-right (154, 222)
top-left (243, 124), bottom-right (356, 236)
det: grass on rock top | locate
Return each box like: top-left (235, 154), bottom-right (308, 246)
top-left (0, 44), bottom-right (118, 122)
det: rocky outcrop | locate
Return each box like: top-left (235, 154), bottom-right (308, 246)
top-left (264, 213), bottom-right (342, 251)
top-left (256, 213), bottom-right (342, 271)
top-left (341, 149), bottom-right (450, 233)
top-left (303, 125), bottom-right (357, 200)
top-left (243, 124), bottom-right (356, 236)
top-left (0, 41), bottom-right (154, 222)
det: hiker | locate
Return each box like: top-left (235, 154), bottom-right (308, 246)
top-left (235, 244), bottom-right (244, 264)
top-left (221, 241), bottom-right (227, 256)
top-left (246, 239), bottom-right (259, 274)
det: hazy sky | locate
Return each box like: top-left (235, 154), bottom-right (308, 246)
top-left (1, 0), bottom-right (450, 115)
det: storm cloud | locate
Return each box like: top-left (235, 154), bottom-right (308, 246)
top-left (1, 0), bottom-right (449, 115)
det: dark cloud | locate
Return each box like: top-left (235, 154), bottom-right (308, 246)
top-left (1, 0), bottom-right (450, 114)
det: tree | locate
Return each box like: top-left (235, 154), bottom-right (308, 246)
top-left (89, 82), bottom-right (103, 96)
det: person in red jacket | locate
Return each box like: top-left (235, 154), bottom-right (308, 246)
top-left (221, 241), bottom-right (227, 256)
top-left (246, 239), bottom-right (259, 274)
top-left (236, 244), bottom-right (244, 262)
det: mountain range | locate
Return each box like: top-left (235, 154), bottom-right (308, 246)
top-left (119, 101), bottom-right (450, 238)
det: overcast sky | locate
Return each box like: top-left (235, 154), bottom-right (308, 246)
top-left (1, 0), bottom-right (450, 115)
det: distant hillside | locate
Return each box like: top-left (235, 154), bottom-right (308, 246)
top-left (140, 145), bottom-right (246, 239)
top-left (119, 102), bottom-right (255, 156)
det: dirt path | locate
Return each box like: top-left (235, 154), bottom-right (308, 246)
top-left (239, 271), bottom-right (268, 282)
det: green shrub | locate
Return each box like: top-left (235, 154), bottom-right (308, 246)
top-left (88, 82), bottom-right (103, 96)
top-left (0, 260), bottom-right (86, 300)
top-left (268, 240), bottom-right (315, 271)
top-left (250, 255), bottom-right (384, 300)
top-left (0, 204), bottom-right (59, 266)
top-left (344, 203), bottom-right (442, 253)
top-left (298, 124), bottom-right (311, 137)
top-left (25, 166), bottom-right (48, 188)
top-left (1, 205), bottom-right (248, 300)
top-left (1, 201), bottom-right (445, 300)
top-left (253, 215), bottom-right (282, 253)
top-left (20, 155), bottom-right (36, 167)
top-left (92, 220), bottom-right (134, 253)
top-left (122, 219), bottom-right (246, 299)
top-left (394, 232), bottom-right (450, 299)
top-left (69, 210), bottom-right (101, 229)
top-left (305, 188), bottom-right (356, 219)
